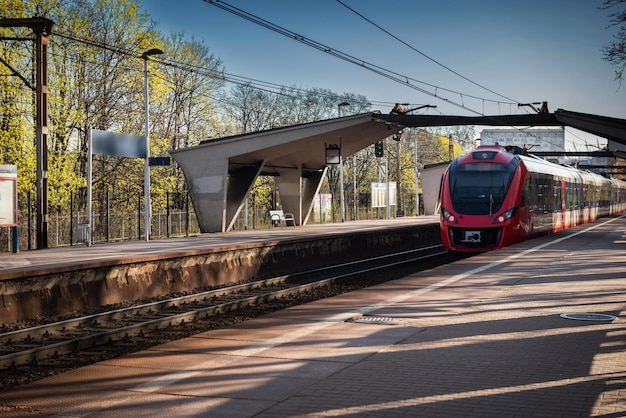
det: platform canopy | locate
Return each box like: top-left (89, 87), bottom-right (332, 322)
top-left (170, 112), bottom-right (402, 232)
top-left (171, 109), bottom-right (626, 233)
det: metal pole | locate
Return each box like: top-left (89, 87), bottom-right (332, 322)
top-left (143, 56), bottom-right (151, 241)
top-left (339, 155), bottom-right (345, 222)
top-left (70, 191), bottom-right (74, 245)
top-left (396, 137), bottom-right (401, 216)
top-left (35, 24), bottom-right (52, 249)
top-left (353, 154), bottom-right (357, 220)
top-left (11, 226), bottom-right (18, 253)
top-left (87, 129), bottom-right (93, 245)
top-left (385, 157), bottom-right (390, 219)
top-left (138, 192), bottom-right (141, 240)
top-left (166, 191), bottom-right (170, 237)
top-left (106, 190), bottom-right (110, 242)
top-left (27, 192), bottom-right (31, 250)
top-left (337, 102), bottom-right (350, 223)
top-left (415, 135), bottom-right (419, 216)
top-left (140, 48), bottom-right (162, 240)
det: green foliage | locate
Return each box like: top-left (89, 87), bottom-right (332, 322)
top-left (0, 1), bottom-right (37, 200)
top-left (0, 0), bottom-right (475, 235)
top-left (0, 0), bottom-right (229, 219)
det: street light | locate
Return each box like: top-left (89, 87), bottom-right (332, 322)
top-left (337, 102), bottom-right (350, 222)
top-left (142, 47), bottom-right (163, 241)
top-left (337, 101), bottom-right (350, 117)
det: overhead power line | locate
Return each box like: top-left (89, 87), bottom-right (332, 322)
top-left (51, 30), bottom-right (415, 110)
top-left (202, 0), bottom-right (520, 115)
top-left (335, 0), bottom-right (518, 104)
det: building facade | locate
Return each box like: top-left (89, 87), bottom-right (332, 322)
top-left (480, 128), bottom-right (565, 152)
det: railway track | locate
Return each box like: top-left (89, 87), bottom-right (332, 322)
top-left (0, 244), bottom-right (453, 371)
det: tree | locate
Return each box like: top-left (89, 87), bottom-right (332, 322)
top-left (149, 32), bottom-right (225, 211)
top-left (0, 1), bottom-right (42, 205)
top-left (438, 125), bottom-right (477, 153)
top-left (602, 0), bottom-right (626, 86)
top-left (224, 84), bottom-right (370, 134)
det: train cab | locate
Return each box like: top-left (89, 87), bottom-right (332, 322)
top-left (439, 146), bottom-right (527, 252)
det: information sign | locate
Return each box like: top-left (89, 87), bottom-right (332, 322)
top-left (0, 165), bottom-right (18, 227)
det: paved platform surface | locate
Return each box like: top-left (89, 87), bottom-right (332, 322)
top-left (1, 215), bottom-right (626, 417)
top-left (0, 216), bottom-right (439, 279)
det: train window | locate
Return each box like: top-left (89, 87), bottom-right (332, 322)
top-left (536, 176), bottom-right (548, 212)
top-left (448, 159), bottom-right (519, 215)
top-left (471, 151), bottom-right (498, 160)
top-left (554, 187), bottom-right (560, 211)
top-left (521, 177), bottom-right (531, 206)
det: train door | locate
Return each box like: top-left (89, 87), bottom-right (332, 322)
top-left (534, 174), bottom-right (550, 233)
top-left (583, 183), bottom-right (590, 222)
top-left (576, 182), bottom-right (582, 224)
top-left (519, 176), bottom-right (531, 234)
top-left (561, 180), bottom-right (568, 230)
top-left (553, 179), bottom-right (565, 232)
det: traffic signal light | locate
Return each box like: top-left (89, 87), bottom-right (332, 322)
top-left (374, 141), bottom-right (384, 157)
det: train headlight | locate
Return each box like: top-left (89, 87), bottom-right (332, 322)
top-left (442, 208), bottom-right (458, 224)
top-left (492, 207), bottom-right (517, 224)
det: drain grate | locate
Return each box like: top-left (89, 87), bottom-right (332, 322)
top-left (348, 316), bottom-right (406, 325)
top-left (560, 313), bottom-right (617, 321)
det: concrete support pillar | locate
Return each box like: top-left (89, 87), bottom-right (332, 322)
top-left (301, 168), bottom-right (327, 225)
top-left (225, 162), bottom-right (265, 231)
top-left (184, 158), bottom-right (229, 232)
top-left (275, 167), bottom-right (302, 225)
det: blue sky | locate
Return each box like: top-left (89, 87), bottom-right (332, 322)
top-left (140, 0), bottom-right (625, 146)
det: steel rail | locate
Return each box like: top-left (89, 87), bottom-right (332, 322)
top-left (0, 245), bottom-right (447, 369)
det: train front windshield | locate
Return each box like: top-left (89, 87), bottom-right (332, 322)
top-left (448, 159), bottom-right (519, 215)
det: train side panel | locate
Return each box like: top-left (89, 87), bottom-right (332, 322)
top-left (440, 146), bottom-right (626, 252)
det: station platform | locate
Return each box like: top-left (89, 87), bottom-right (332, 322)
top-left (0, 217), bottom-right (441, 323)
top-left (0, 216), bottom-right (440, 279)
top-left (1, 215), bottom-right (626, 417)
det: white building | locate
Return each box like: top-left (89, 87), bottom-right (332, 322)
top-left (480, 128), bottom-right (565, 152)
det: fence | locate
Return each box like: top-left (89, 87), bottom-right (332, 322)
top-left (0, 207), bottom-right (201, 252)
top-left (0, 191), bottom-right (303, 252)
top-left (0, 191), bottom-right (425, 253)
top-left (0, 191), bottom-right (201, 252)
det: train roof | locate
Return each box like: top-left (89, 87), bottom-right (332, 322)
top-left (468, 146), bottom-right (610, 184)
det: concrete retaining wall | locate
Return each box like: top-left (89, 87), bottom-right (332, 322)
top-left (0, 223), bottom-right (440, 324)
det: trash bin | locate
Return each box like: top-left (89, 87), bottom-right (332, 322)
top-left (77, 224), bottom-right (91, 244)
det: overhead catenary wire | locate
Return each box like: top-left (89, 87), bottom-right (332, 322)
top-left (335, 0), bottom-right (519, 105)
top-left (201, 0), bottom-right (584, 148)
top-left (50, 32), bottom-right (575, 150)
top-left (3, 13), bottom-right (601, 151)
top-left (49, 31), bottom-right (377, 107)
top-left (50, 30), bottom-right (431, 113)
top-left (45, 22), bottom-right (516, 117)
top-left (202, 0), bottom-right (520, 116)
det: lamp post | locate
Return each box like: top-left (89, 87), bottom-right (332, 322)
top-left (337, 101), bottom-right (350, 118)
top-left (337, 102), bottom-right (350, 222)
top-left (142, 48), bottom-right (163, 241)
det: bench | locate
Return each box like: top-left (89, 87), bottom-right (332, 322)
top-left (269, 210), bottom-right (296, 228)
